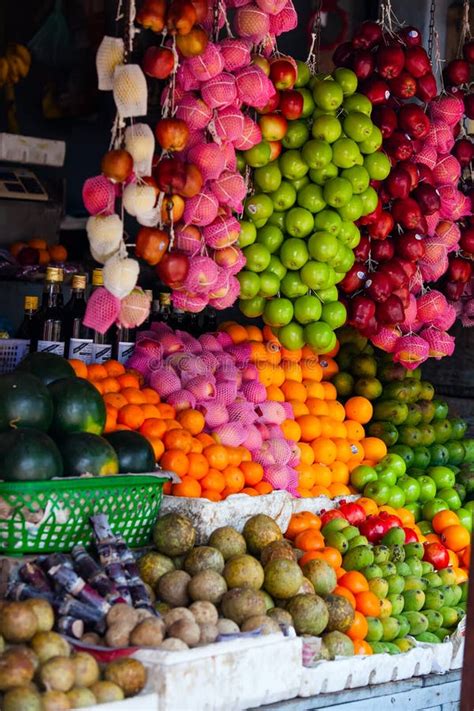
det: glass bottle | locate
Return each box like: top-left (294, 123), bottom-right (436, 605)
top-left (113, 323), bottom-right (136, 364)
top-left (90, 268), bottom-right (113, 364)
top-left (16, 295), bottom-right (39, 350)
top-left (158, 292), bottom-right (172, 326)
top-left (36, 267), bottom-right (65, 356)
top-left (64, 275), bottom-right (92, 362)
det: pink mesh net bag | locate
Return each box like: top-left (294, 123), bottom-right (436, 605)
top-left (419, 255), bottom-right (449, 283)
top-left (118, 288), bottom-right (150, 328)
top-left (188, 143), bottom-right (226, 181)
top-left (202, 3), bottom-right (226, 32)
top-left (199, 334), bottom-right (222, 351)
top-left (210, 275), bottom-right (240, 309)
top-left (392, 334), bottom-right (430, 370)
top-left (201, 73), bottom-right (238, 110)
top-left (242, 380), bottom-right (267, 403)
top-left (421, 236), bottom-right (447, 265)
top-left (269, 0), bottom-right (298, 35)
top-left (214, 106), bottom-right (246, 142)
top-left (233, 116), bottom-right (262, 149)
top-left (213, 422), bottom-right (247, 446)
top-left (415, 143), bottom-right (438, 169)
top-left (149, 367), bottom-right (182, 398)
top-left (176, 94), bottom-right (213, 130)
top-left (263, 464), bottom-right (290, 490)
top-left (256, 0), bottom-right (288, 13)
top-left (184, 189), bottom-right (220, 226)
top-left (433, 303), bottom-right (457, 330)
top-left (175, 63), bottom-right (201, 91)
top-left (188, 43), bottom-right (224, 81)
top-left (214, 247), bottom-right (245, 275)
top-left (210, 171), bottom-right (247, 211)
top-left (241, 363), bottom-right (259, 381)
top-left (225, 0), bottom-right (253, 6)
top-left (198, 401), bottom-right (229, 428)
top-left (216, 331), bottom-right (233, 348)
top-left (200, 351), bottom-right (219, 372)
top-left (227, 401), bottom-right (254, 422)
top-left (185, 130), bottom-right (206, 153)
top-left (215, 362), bottom-right (238, 382)
top-left (161, 82), bottom-right (186, 108)
top-left (203, 215), bottom-right (241, 249)
top-left (433, 155), bottom-right (462, 186)
top-left (267, 437), bottom-right (292, 465)
top-left (234, 4), bottom-right (270, 41)
top-left (438, 184), bottom-right (470, 220)
top-left (167, 389), bottom-right (197, 412)
top-left (425, 211), bottom-right (441, 236)
top-left (208, 268), bottom-right (230, 299)
top-left (171, 290), bottom-right (209, 313)
top-left (398, 294), bottom-right (418, 332)
top-left (175, 225), bottom-right (203, 255)
top-left (416, 290), bottom-right (448, 323)
top-left (242, 425), bottom-right (263, 451)
top-left (83, 176), bottom-right (115, 215)
top-left (219, 38), bottom-right (252, 71)
top-left (126, 350), bottom-right (153, 377)
top-left (235, 66), bottom-right (275, 109)
top-left (429, 95), bottom-right (464, 126)
top-left (434, 220), bottom-right (461, 249)
top-left (184, 256), bottom-right (219, 293)
top-left (186, 375), bottom-right (216, 400)
top-left (281, 402), bottom-right (294, 419)
top-left (256, 401), bottom-right (286, 424)
top-left (424, 120), bottom-right (455, 155)
top-left (222, 141), bottom-right (237, 171)
top-left (420, 328), bottom-right (455, 358)
top-left (83, 287), bottom-right (121, 334)
top-left (224, 342), bottom-right (251, 367)
top-left (178, 331), bottom-right (203, 354)
top-left (371, 326), bottom-right (402, 352)
top-left (159, 331), bottom-right (186, 357)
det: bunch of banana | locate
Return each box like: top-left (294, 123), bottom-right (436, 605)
top-left (0, 44), bottom-right (31, 87)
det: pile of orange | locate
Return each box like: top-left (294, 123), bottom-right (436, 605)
top-left (10, 237), bottom-right (68, 266)
top-left (68, 356), bottom-right (275, 501)
top-left (218, 322), bottom-right (387, 498)
top-left (426, 510), bottom-right (470, 582)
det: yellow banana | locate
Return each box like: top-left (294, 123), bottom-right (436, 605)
top-left (7, 54), bottom-right (28, 80)
top-left (7, 43), bottom-right (31, 70)
top-left (0, 58), bottom-right (9, 84)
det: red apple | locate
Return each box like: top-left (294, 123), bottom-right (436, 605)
top-left (279, 90), bottom-right (304, 120)
top-left (380, 259), bottom-right (409, 288)
top-left (340, 264), bottom-right (367, 294)
top-left (445, 59), bottom-right (470, 86)
top-left (372, 105), bottom-right (398, 138)
top-left (358, 199), bottom-right (382, 225)
top-left (378, 185), bottom-right (391, 205)
top-left (391, 197), bottom-right (423, 229)
top-left (412, 183), bottom-right (441, 215)
top-left (448, 256), bottom-right (472, 282)
top-left (460, 226), bottom-right (474, 254)
top-left (377, 294), bottom-right (405, 324)
top-left (270, 59), bottom-right (297, 90)
top-left (154, 157), bottom-right (187, 193)
top-left (385, 166), bottom-right (412, 199)
top-left (371, 238), bottom-right (395, 262)
top-left (367, 211), bottom-right (394, 240)
top-left (352, 21), bottom-right (383, 50)
top-left (366, 271), bottom-right (393, 302)
top-left (252, 54), bottom-right (271, 76)
top-left (384, 131), bottom-right (414, 162)
top-left (167, 0), bottom-right (198, 36)
top-left (464, 93), bottom-right (474, 120)
top-left (354, 235), bottom-right (371, 262)
top-left (137, 0), bottom-right (166, 32)
top-left (176, 26), bottom-right (208, 57)
top-left (179, 162), bottom-right (203, 198)
top-left (257, 91), bottom-right (281, 114)
top-left (463, 39), bottom-right (474, 64)
top-left (332, 41), bottom-right (353, 68)
top-left (404, 46), bottom-right (431, 78)
top-left (396, 231), bottom-right (426, 260)
top-left (155, 118), bottom-right (189, 152)
top-left (349, 295), bottom-right (376, 329)
top-left (417, 163), bottom-right (435, 185)
top-left (143, 46), bottom-right (175, 79)
top-left (398, 104), bottom-right (431, 139)
top-left (393, 286), bottom-right (411, 309)
top-left (389, 72), bottom-right (417, 98)
top-left (360, 77), bottom-right (391, 104)
top-left (101, 149), bottom-right (134, 182)
top-left (416, 72), bottom-right (438, 102)
top-left (453, 137), bottom-right (474, 167)
top-left (359, 315), bottom-right (380, 337)
top-left (398, 26), bottom-right (423, 47)
top-left (376, 45), bottom-right (405, 79)
top-left (352, 50), bottom-right (375, 80)
top-left (397, 258), bottom-right (417, 281)
top-left (444, 280), bottom-right (466, 300)
top-left (258, 113), bottom-right (288, 141)
top-left (268, 140), bottom-right (283, 161)
top-left (156, 251), bottom-right (189, 287)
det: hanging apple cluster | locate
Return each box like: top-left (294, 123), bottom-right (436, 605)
top-left (333, 20), bottom-right (472, 368)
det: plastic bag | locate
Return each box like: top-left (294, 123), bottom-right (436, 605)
top-left (29, 0), bottom-right (72, 68)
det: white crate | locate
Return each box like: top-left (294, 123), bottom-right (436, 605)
top-left (135, 633), bottom-right (303, 710)
top-left (88, 694), bottom-right (158, 711)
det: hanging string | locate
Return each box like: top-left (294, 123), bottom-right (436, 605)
top-left (212, 0), bottom-right (221, 43)
top-left (433, 28), bottom-right (445, 96)
top-left (458, 0), bottom-right (472, 57)
top-left (428, 0), bottom-right (436, 62)
top-left (306, 0), bottom-right (322, 75)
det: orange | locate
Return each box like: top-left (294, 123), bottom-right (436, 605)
top-left (117, 404), bottom-right (145, 430)
top-left (448, 550), bottom-right (459, 567)
top-left (336, 567), bottom-right (346, 580)
top-left (286, 512), bottom-right (321, 539)
top-left (104, 405), bottom-right (117, 434)
top-left (227, 447), bottom-right (243, 467)
top-left (201, 489), bottom-right (222, 501)
top-left (321, 381), bottom-right (337, 400)
top-left (141, 404), bottom-right (161, 420)
top-left (225, 323), bottom-right (249, 344)
top-left (100, 377), bottom-right (120, 394)
top-left (262, 324), bottom-right (277, 342)
top-left (296, 414), bottom-right (321, 442)
top-left (280, 419), bottom-right (301, 442)
top-left (90, 380), bottom-right (104, 395)
top-left (140, 418), bottom-right (167, 440)
top-left (246, 325), bottom-right (263, 342)
top-left (156, 402), bottom-right (176, 419)
top-left (298, 488), bottom-right (313, 498)
top-left (281, 361), bottom-right (302, 382)
top-left (345, 396), bottom-right (373, 424)
top-left (339, 571), bottom-right (369, 594)
top-left (332, 422), bottom-right (348, 439)
top-left (240, 461), bottom-right (264, 486)
top-left (441, 525), bottom-right (470, 552)
top-left (329, 461), bottom-right (349, 484)
top-left (280, 347), bottom-right (302, 363)
top-left (265, 343), bottom-right (282, 367)
top-left (204, 444), bottom-right (230, 471)
top-left (425, 533), bottom-right (441, 544)
top-left (223, 465), bottom-right (245, 493)
top-left (104, 360), bottom-right (126, 377)
top-left (312, 464), bottom-right (332, 488)
top-left (187, 452), bottom-right (209, 480)
top-left (68, 359), bottom-right (88, 378)
top-left (103, 393), bottom-right (128, 410)
top-left (114, 424), bottom-right (131, 431)
top-left (344, 420), bottom-right (365, 441)
top-left (197, 432), bottom-right (215, 448)
top-left (266, 385), bottom-right (285, 402)
top-left (310, 485), bottom-right (331, 497)
top-left (325, 339), bottom-right (340, 358)
top-left (201, 468), bottom-right (226, 493)
top-left (164, 419), bottom-right (182, 431)
top-left (160, 449), bottom-right (189, 477)
top-left (432, 510), bottom-right (460, 534)
top-left (355, 591), bottom-right (382, 617)
top-left (172, 476), bottom-right (201, 497)
top-left (9, 241), bottom-right (27, 257)
top-left (318, 547), bottom-right (342, 569)
top-left (270, 365), bottom-right (285, 387)
top-left (289, 400), bottom-right (309, 417)
top-left (305, 397), bottom-right (328, 416)
top-left (163, 481), bottom-right (172, 495)
top-left (462, 545), bottom-right (471, 568)
top-left (241, 487), bottom-right (259, 496)
top-left (318, 416), bottom-right (337, 438)
top-left (347, 611), bottom-right (369, 641)
top-left (300, 360), bottom-right (323, 382)
top-left (353, 640), bottom-right (373, 655)
top-left (358, 497), bottom-right (379, 517)
top-left (87, 363), bottom-right (107, 381)
top-left (281, 380), bottom-right (307, 403)
top-left (148, 437), bottom-right (165, 461)
top-left (319, 356), bottom-right (338, 380)
top-left (258, 363), bottom-right (275, 387)
top-left (333, 438), bottom-right (353, 463)
top-left (163, 429), bottom-right (193, 454)
top-left (38, 249), bottom-right (51, 265)
top-left (333, 585), bottom-right (356, 608)
top-left (297, 464), bottom-right (317, 490)
top-left (298, 550), bottom-right (325, 566)
top-left (328, 483), bottom-right (351, 497)
top-left (361, 437), bottom-right (387, 461)
top-left (177, 409), bottom-right (205, 435)
top-left (120, 387), bottom-right (147, 405)
top-left (189, 438), bottom-right (203, 453)
top-left (29, 237), bottom-right (48, 249)
top-left (49, 244), bottom-right (68, 262)
top-left (311, 438), bottom-right (337, 465)
top-left (141, 387), bottom-right (160, 404)
top-left (298, 442), bottom-right (315, 465)
top-left (326, 400), bottom-right (346, 422)
top-left (255, 481), bottom-right (273, 495)
top-left (116, 373), bottom-right (140, 390)
top-left (294, 529), bottom-right (324, 552)
top-left (236, 446), bottom-right (252, 462)
top-left (396, 508), bottom-right (415, 527)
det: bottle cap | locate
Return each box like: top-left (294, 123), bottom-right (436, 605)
top-left (159, 293), bottom-right (171, 305)
top-left (45, 266), bottom-right (63, 282)
top-left (24, 295), bottom-right (39, 310)
top-left (72, 275), bottom-right (87, 289)
top-left (92, 268), bottom-right (103, 286)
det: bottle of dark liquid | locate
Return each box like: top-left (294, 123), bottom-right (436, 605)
top-left (171, 308), bottom-right (188, 332)
top-left (202, 306), bottom-right (217, 333)
top-left (36, 267), bottom-right (65, 356)
top-left (187, 311), bottom-right (201, 337)
top-left (64, 275), bottom-right (92, 362)
top-left (16, 295), bottom-right (39, 350)
top-left (90, 269), bottom-right (113, 364)
top-left (158, 292), bottom-right (172, 326)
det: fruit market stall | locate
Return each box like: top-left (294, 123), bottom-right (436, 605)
top-left (1, 0), bottom-right (474, 709)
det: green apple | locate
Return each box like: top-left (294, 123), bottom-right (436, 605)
top-left (332, 138), bottom-right (361, 169)
top-left (279, 150), bottom-right (309, 180)
top-left (321, 301), bottom-right (347, 329)
top-left (343, 112), bottom-right (374, 142)
top-left (294, 294), bottom-right (323, 324)
top-left (329, 242), bottom-right (355, 272)
top-left (258, 270), bottom-right (281, 298)
top-left (282, 121), bottom-right (310, 149)
top-left (360, 186), bottom-right (379, 215)
top-left (338, 221), bottom-right (361, 248)
top-left (314, 209), bottom-right (342, 235)
top-left (263, 297), bottom-right (294, 327)
top-left (364, 152), bottom-right (391, 180)
top-left (257, 225), bottom-right (284, 253)
top-left (323, 177), bottom-right (353, 208)
top-left (297, 88), bottom-right (316, 118)
top-left (236, 151), bottom-right (246, 173)
top-left (295, 60), bottom-right (311, 87)
top-left (316, 285), bottom-right (338, 303)
top-left (337, 195), bottom-right (364, 221)
top-left (313, 79), bottom-right (344, 111)
top-left (267, 211), bottom-right (286, 229)
top-left (269, 181), bottom-right (297, 211)
top-left (278, 321), bottom-right (305, 350)
top-left (312, 115), bottom-right (342, 143)
top-left (238, 220), bottom-right (257, 248)
top-left (332, 67), bottom-right (358, 96)
top-left (302, 139), bottom-right (333, 169)
top-left (304, 321), bottom-right (336, 353)
top-left (290, 176), bottom-right (310, 191)
top-left (243, 243), bottom-right (271, 273)
top-left (285, 207), bottom-right (315, 238)
top-left (343, 93), bottom-right (372, 116)
top-left (359, 126), bottom-right (383, 154)
top-left (308, 231), bottom-right (339, 262)
top-left (297, 184), bottom-right (326, 213)
top-left (313, 106), bottom-right (337, 118)
top-left (253, 219), bottom-right (268, 229)
top-left (300, 260), bottom-right (331, 290)
top-left (239, 295), bottom-right (265, 318)
top-left (281, 271), bottom-right (308, 298)
top-left (237, 270), bottom-right (260, 299)
top-left (309, 163), bottom-right (339, 185)
top-left (244, 194), bottom-right (274, 223)
top-left (254, 161), bottom-right (282, 193)
top-left (267, 255), bottom-right (287, 281)
top-left (279, 237), bottom-right (309, 270)
top-left (341, 165), bottom-right (371, 194)
top-left (243, 140), bottom-right (271, 167)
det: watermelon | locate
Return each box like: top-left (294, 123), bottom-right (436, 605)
top-left (0, 429), bottom-right (63, 481)
top-left (59, 433), bottom-right (119, 476)
top-left (48, 377), bottom-right (106, 436)
top-left (105, 431), bottom-right (155, 473)
top-left (0, 372), bottom-right (53, 432)
top-left (17, 352), bottom-right (75, 385)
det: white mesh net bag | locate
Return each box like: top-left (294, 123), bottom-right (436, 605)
top-left (124, 123), bottom-right (155, 177)
top-left (103, 254), bottom-right (140, 299)
top-left (87, 214), bottom-right (123, 264)
top-left (123, 182), bottom-right (157, 217)
top-left (113, 64), bottom-right (148, 118)
top-left (96, 36), bottom-right (124, 91)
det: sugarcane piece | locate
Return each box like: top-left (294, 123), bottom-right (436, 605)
top-left (8, 582), bottom-right (56, 604)
top-left (72, 545), bottom-right (120, 601)
top-left (47, 564), bottom-right (110, 615)
top-left (39, 553), bottom-right (74, 571)
top-left (58, 595), bottom-right (105, 625)
top-left (19, 562), bottom-right (52, 593)
top-left (90, 515), bottom-right (131, 604)
top-left (57, 615), bottom-right (84, 639)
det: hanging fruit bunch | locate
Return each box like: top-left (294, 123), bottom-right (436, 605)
top-left (333, 8), bottom-right (471, 368)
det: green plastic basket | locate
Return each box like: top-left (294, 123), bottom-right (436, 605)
top-left (0, 474), bottom-right (167, 555)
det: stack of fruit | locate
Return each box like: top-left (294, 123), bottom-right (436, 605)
top-left (8, 238), bottom-right (68, 270)
top-left (238, 60), bottom-right (392, 354)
